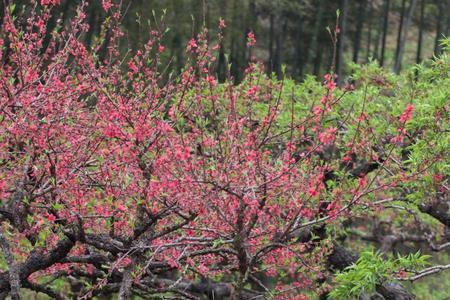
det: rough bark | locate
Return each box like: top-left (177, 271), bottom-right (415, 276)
top-left (0, 230), bottom-right (20, 300)
top-left (0, 238), bottom-right (75, 293)
top-left (419, 201), bottom-right (450, 228)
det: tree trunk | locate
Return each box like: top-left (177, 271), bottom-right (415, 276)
top-left (394, 0), bottom-right (407, 70)
top-left (85, 1), bottom-right (101, 49)
top-left (337, 0), bottom-right (349, 85)
top-left (248, 0), bottom-right (257, 33)
top-left (294, 17), bottom-right (305, 80)
top-left (353, 0), bottom-right (367, 63)
top-left (380, 0), bottom-right (390, 66)
top-left (394, 0), bottom-right (419, 74)
top-left (172, 0), bottom-right (185, 72)
top-left (268, 13), bottom-right (275, 74)
top-left (216, 0), bottom-right (227, 82)
top-left (203, 0), bottom-right (211, 40)
top-left (246, 0), bottom-right (258, 61)
top-left (313, 40), bottom-right (324, 76)
top-left (416, 0), bottom-right (425, 64)
top-left (446, 0), bottom-right (450, 37)
top-left (434, 0), bottom-right (444, 54)
top-left (229, 0), bottom-right (241, 82)
top-left (0, 0), bottom-right (10, 28)
top-left (365, 1), bottom-right (374, 62)
top-left (274, 18), bottom-right (287, 79)
top-left (307, 0), bottom-right (325, 76)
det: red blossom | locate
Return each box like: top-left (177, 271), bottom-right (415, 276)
top-left (41, 0), bottom-right (60, 6)
top-left (433, 173), bottom-right (444, 183)
top-left (0, 4), bottom-right (444, 299)
top-left (318, 127), bottom-right (337, 145)
top-left (102, 0), bottom-right (113, 11)
top-left (358, 176), bottom-right (368, 188)
top-left (219, 18), bottom-right (226, 29)
top-left (47, 214), bottom-right (56, 223)
top-left (399, 103), bottom-right (415, 123)
top-left (187, 38), bottom-right (198, 51)
top-left (247, 31), bottom-right (256, 47)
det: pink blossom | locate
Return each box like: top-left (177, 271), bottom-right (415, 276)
top-left (47, 214), bottom-right (56, 223)
top-left (187, 38), bottom-right (198, 51)
top-left (102, 0), bottom-right (113, 11)
top-left (399, 103), bottom-right (414, 123)
top-left (219, 18), bottom-right (226, 29)
top-left (41, 0), bottom-right (60, 6)
top-left (318, 127), bottom-right (337, 145)
top-left (128, 60), bottom-right (138, 73)
top-left (247, 31), bottom-right (256, 47)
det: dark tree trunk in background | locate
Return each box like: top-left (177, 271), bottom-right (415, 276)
top-left (230, 0), bottom-right (242, 82)
top-left (248, 0), bottom-right (257, 33)
top-left (308, 0), bottom-right (325, 76)
top-left (394, 0), bottom-right (418, 74)
top-left (217, 42), bottom-right (226, 82)
top-left (394, 0), bottom-right (407, 70)
top-left (237, 19), bottom-right (250, 79)
top-left (380, 0), bottom-right (390, 66)
top-left (268, 13), bottom-right (275, 74)
top-left (13, 0), bottom-right (446, 81)
top-left (313, 40), bottom-right (324, 76)
top-left (274, 18), bottom-right (287, 79)
top-left (446, 0), bottom-right (450, 37)
top-left (272, 15), bottom-right (281, 79)
top-left (0, 0), bottom-right (9, 28)
top-left (353, 0), bottom-right (367, 63)
top-left (194, 0), bottom-right (204, 32)
top-left (294, 17), bottom-right (305, 80)
top-left (217, 0), bottom-right (227, 82)
top-left (434, 0), bottom-right (444, 54)
top-left (172, 0), bottom-right (185, 72)
top-left (246, 0), bottom-right (258, 61)
top-left (416, 0), bottom-right (425, 64)
top-left (337, 0), bottom-right (349, 85)
top-left (85, 1), bottom-right (101, 49)
top-left (203, 0), bottom-right (211, 40)
top-left (365, 1), bottom-right (374, 62)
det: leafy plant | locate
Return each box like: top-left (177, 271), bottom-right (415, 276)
top-left (331, 251), bottom-right (431, 299)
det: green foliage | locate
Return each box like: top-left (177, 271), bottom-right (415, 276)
top-left (330, 251), bottom-right (431, 299)
top-left (410, 253), bottom-right (450, 300)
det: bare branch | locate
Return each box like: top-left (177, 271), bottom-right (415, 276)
top-left (398, 264), bottom-right (450, 281)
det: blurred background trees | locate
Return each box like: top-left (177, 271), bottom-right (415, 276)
top-left (2, 0), bottom-right (449, 81)
top-left (4, 0), bottom-right (450, 80)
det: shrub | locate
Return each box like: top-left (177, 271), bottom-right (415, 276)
top-left (0, 1), bottom-right (448, 299)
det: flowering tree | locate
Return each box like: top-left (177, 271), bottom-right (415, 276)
top-left (0, 1), bottom-right (449, 299)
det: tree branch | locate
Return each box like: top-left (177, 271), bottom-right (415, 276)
top-left (0, 238), bottom-right (75, 293)
top-left (0, 229), bottom-right (20, 300)
top-left (397, 264), bottom-right (450, 281)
